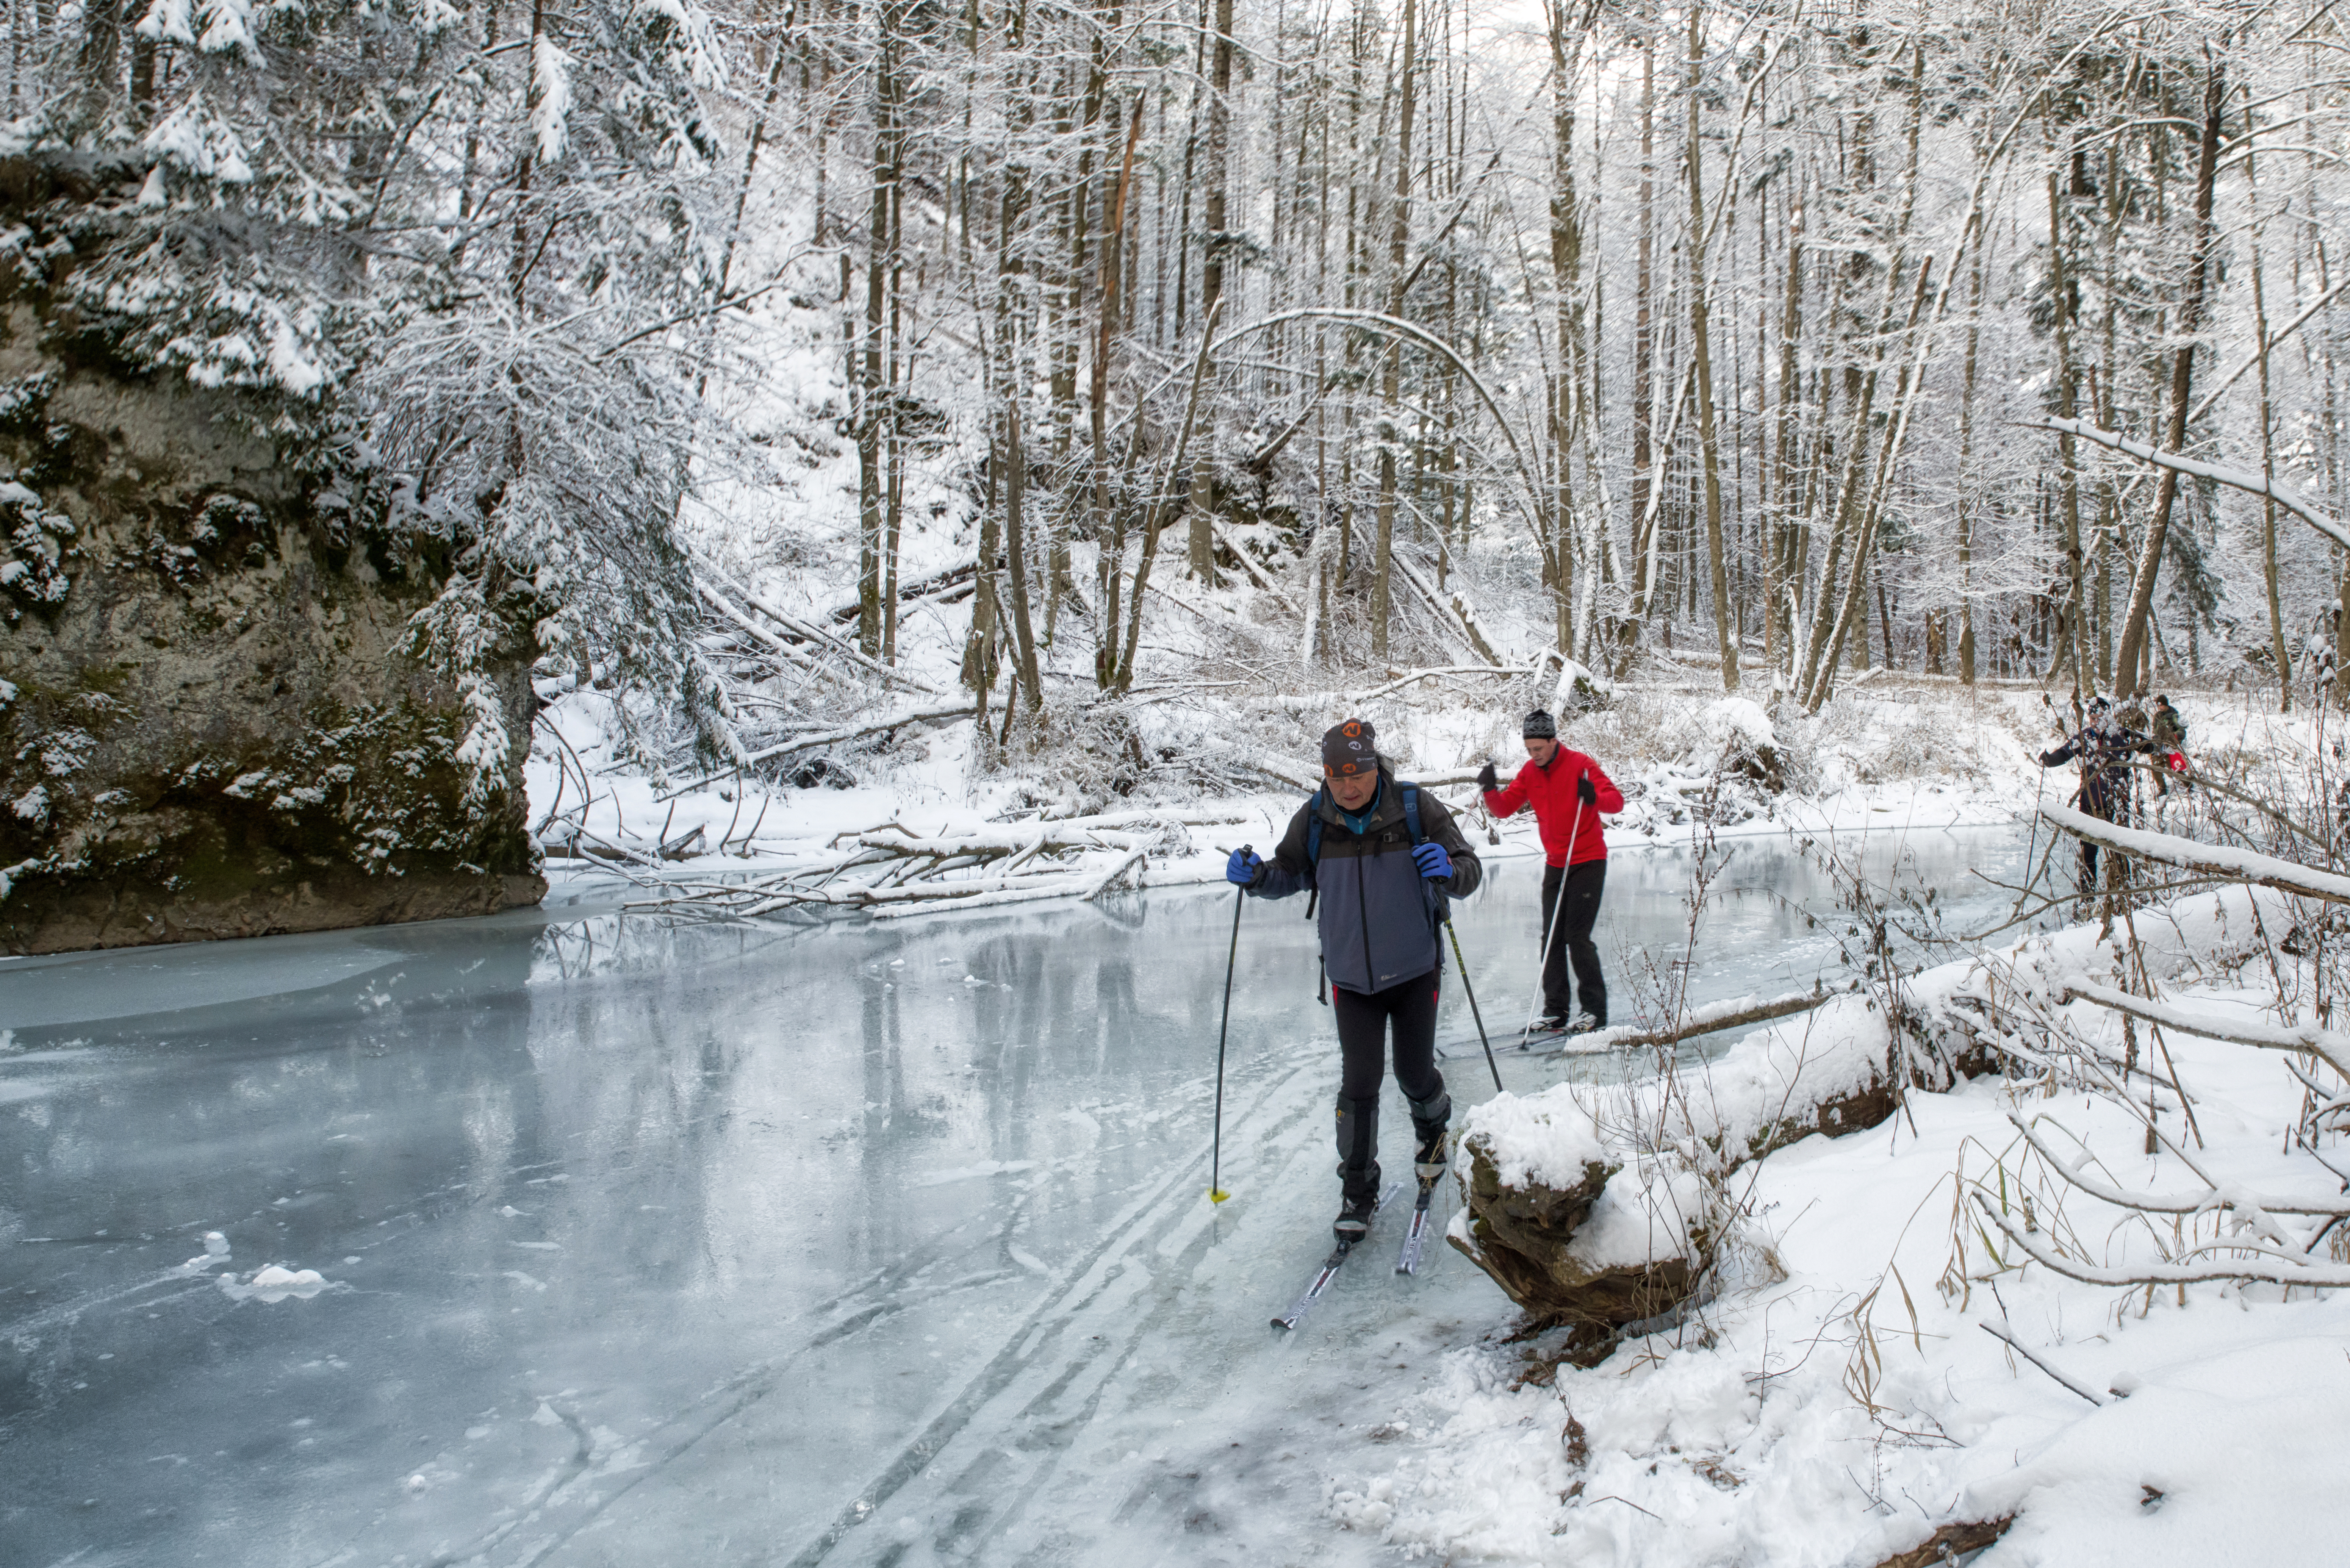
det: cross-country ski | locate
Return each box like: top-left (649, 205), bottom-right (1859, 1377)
top-left (1394, 1176), bottom-right (1443, 1276)
top-left (1270, 1182), bottom-right (1403, 1331)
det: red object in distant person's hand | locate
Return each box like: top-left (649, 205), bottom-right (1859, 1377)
top-left (2168, 751), bottom-right (2187, 772)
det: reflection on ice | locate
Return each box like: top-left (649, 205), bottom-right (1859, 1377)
top-left (0, 825), bottom-right (2028, 1566)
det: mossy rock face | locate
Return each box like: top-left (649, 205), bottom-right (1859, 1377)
top-left (0, 201), bottom-right (541, 953)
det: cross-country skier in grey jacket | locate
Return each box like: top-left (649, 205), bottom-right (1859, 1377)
top-left (1226, 719), bottom-right (1482, 1239)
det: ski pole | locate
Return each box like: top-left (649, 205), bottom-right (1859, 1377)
top-left (1209, 847), bottom-right (1250, 1205)
top-left (1444, 917), bottom-right (1505, 1092)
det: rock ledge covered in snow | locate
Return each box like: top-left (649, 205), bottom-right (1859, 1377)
top-left (0, 167), bottom-right (542, 952)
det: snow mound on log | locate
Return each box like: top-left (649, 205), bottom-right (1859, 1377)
top-left (1690, 992), bottom-right (1895, 1157)
top-left (1567, 1162), bottom-right (1706, 1272)
top-left (1458, 1091), bottom-right (1608, 1191)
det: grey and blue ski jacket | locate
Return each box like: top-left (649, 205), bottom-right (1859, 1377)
top-left (1245, 766), bottom-right (1482, 995)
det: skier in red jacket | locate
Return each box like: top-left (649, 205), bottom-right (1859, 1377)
top-left (1477, 709), bottom-right (1624, 1033)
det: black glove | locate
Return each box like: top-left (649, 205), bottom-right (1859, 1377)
top-left (2037, 751), bottom-right (2056, 768)
top-left (1476, 761), bottom-right (1499, 793)
top-left (1577, 774), bottom-right (1597, 805)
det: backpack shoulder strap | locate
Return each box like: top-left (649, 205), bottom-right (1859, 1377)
top-left (1304, 788), bottom-right (1326, 865)
top-left (1397, 781), bottom-right (1447, 948)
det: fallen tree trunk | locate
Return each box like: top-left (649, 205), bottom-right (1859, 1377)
top-left (1583, 987), bottom-right (1838, 1052)
top-left (621, 806), bottom-right (1242, 921)
top-left (2060, 973), bottom-right (2350, 1081)
top-left (693, 550), bottom-right (943, 694)
top-left (2039, 802), bottom-right (2350, 905)
top-left (1392, 547), bottom-right (1503, 665)
top-left (1207, 520), bottom-right (1299, 610)
top-left (743, 703), bottom-right (975, 766)
top-left (1871, 1516), bottom-right (2014, 1568)
top-left (823, 561), bottom-right (980, 623)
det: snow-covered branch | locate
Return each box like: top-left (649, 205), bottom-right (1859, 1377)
top-left (2025, 417), bottom-right (2350, 552)
top-left (2012, 1114), bottom-right (2350, 1220)
top-left (2038, 802), bottom-right (2350, 905)
top-left (2059, 974), bottom-right (2350, 1082)
top-left (1976, 1194), bottom-right (2350, 1289)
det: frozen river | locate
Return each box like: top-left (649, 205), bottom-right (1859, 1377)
top-left (2, 822), bottom-right (2035, 1567)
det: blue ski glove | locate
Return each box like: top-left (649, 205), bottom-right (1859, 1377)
top-left (1413, 841), bottom-right (1452, 881)
top-left (1225, 847), bottom-right (1263, 886)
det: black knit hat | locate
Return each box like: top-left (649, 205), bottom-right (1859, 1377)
top-left (1522, 709), bottom-right (1557, 739)
top-left (1322, 718), bottom-right (1378, 779)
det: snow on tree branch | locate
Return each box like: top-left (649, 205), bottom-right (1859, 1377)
top-left (2026, 416), bottom-right (2350, 553)
top-left (2059, 973), bottom-right (2350, 1082)
top-left (2038, 801), bottom-right (2350, 905)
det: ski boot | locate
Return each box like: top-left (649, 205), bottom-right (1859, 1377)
top-left (1333, 1188), bottom-right (1378, 1242)
top-left (1407, 1086), bottom-right (1452, 1183)
top-left (1568, 1011), bottom-right (1604, 1036)
top-left (1413, 1123), bottom-right (1450, 1182)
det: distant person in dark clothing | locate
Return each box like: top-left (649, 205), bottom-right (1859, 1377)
top-left (1478, 710), bottom-right (1623, 1034)
top-left (2039, 696), bottom-right (2153, 894)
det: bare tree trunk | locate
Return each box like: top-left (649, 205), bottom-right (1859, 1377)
top-left (1370, 0), bottom-right (1418, 664)
top-left (963, 450), bottom-right (1002, 730)
top-left (1091, 98), bottom-right (1145, 692)
top-left (2046, 158), bottom-right (2090, 696)
top-left (1118, 306), bottom-right (1221, 691)
top-left (1685, 0), bottom-right (1737, 691)
top-left (1004, 398), bottom-right (1044, 714)
top-left (1547, 0), bottom-right (1595, 660)
top-left (1956, 226), bottom-right (1985, 685)
top-left (856, 0), bottom-right (902, 655)
top-left (1619, 29), bottom-right (1656, 663)
top-left (1188, 0), bottom-right (1237, 585)
top-left (2114, 59), bottom-right (2224, 699)
top-left (2246, 115), bottom-right (2292, 711)
top-left (1773, 170), bottom-right (1805, 685)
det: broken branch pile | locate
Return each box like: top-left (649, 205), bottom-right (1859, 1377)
top-left (620, 807), bottom-right (1250, 921)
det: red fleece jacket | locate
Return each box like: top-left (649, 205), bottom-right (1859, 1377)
top-left (1483, 749), bottom-right (1622, 867)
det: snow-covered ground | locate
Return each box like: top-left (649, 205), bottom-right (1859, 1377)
top-left (1338, 882), bottom-right (2350, 1565)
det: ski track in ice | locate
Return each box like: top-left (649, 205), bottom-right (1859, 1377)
top-left (446, 1049), bottom-right (1332, 1568)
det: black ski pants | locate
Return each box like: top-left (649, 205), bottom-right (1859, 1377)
top-left (1329, 969), bottom-right (1448, 1202)
top-left (1540, 859), bottom-right (1608, 1025)
top-left (2076, 776), bottom-right (2129, 894)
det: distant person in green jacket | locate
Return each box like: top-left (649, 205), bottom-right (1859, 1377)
top-left (2150, 695), bottom-right (2188, 797)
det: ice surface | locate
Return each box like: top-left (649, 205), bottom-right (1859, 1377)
top-left (0, 824), bottom-right (2028, 1566)
top-left (2, 936), bottom-right (412, 1029)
